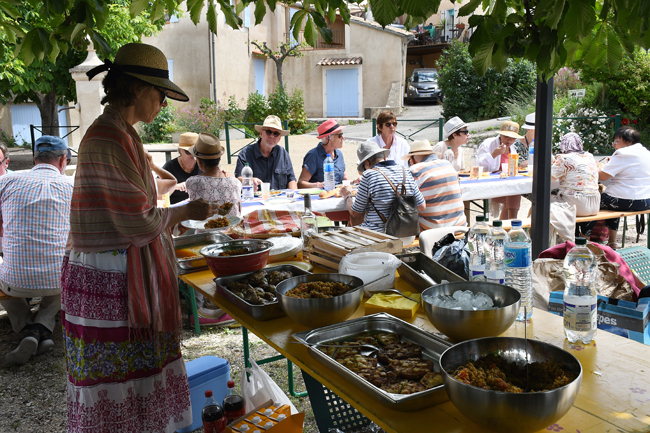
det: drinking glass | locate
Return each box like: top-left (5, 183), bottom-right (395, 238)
top-left (261, 182), bottom-right (271, 200)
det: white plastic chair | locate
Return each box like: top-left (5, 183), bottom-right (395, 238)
top-left (419, 226), bottom-right (469, 258)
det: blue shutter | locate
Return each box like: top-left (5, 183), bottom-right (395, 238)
top-left (10, 104), bottom-right (69, 146)
top-left (326, 68), bottom-right (359, 117)
top-left (254, 59), bottom-right (265, 95)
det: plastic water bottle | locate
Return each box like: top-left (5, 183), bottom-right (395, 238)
top-left (563, 237), bottom-right (598, 344)
top-left (468, 215), bottom-right (489, 281)
top-left (528, 140), bottom-right (534, 175)
top-left (485, 220), bottom-right (508, 285)
top-left (202, 390), bottom-right (226, 433)
top-left (444, 146), bottom-right (455, 164)
top-left (505, 220), bottom-right (533, 321)
top-left (323, 154), bottom-right (335, 191)
top-left (241, 163), bottom-right (254, 202)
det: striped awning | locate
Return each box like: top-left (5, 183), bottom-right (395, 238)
top-left (316, 57), bottom-right (363, 66)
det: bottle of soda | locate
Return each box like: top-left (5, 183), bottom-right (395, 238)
top-left (323, 154), bottom-right (335, 191)
top-left (563, 237), bottom-right (598, 344)
top-left (223, 380), bottom-right (246, 425)
top-left (241, 163), bottom-right (254, 202)
top-left (202, 390), bottom-right (226, 433)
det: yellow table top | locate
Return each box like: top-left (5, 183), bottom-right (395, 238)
top-left (180, 268), bottom-right (650, 433)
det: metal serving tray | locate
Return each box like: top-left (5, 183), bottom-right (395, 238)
top-left (215, 265), bottom-right (311, 321)
top-left (396, 252), bottom-right (465, 292)
top-left (292, 313), bottom-right (452, 411)
top-left (173, 232), bottom-right (231, 275)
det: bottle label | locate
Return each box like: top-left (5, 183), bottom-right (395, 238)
top-left (563, 301), bottom-right (597, 332)
top-left (203, 419), bottom-right (226, 433)
top-left (486, 276), bottom-right (504, 284)
top-left (504, 244), bottom-right (531, 268)
top-left (470, 269), bottom-right (485, 282)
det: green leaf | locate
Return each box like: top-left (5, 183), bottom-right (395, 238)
top-left (338, 1), bottom-right (351, 23)
top-left (70, 23), bottom-right (87, 42)
top-left (291, 10), bottom-right (306, 41)
top-left (546, 0), bottom-right (566, 29)
top-left (606, 28), bottom-right (623, 71)
top-left (217, 0), bottom-right (241, 28)
top-left (93, 3), bottom-right (110, 29)
top-left (459, 0), bottom-right (482, 16)
top-left (129, 0), bottom-right (149, 18)
top-left (328, 5), bottom-right (337, 22)
top-left (564, 0), bottom-right (595, 40)
top-left (0, 2), bottom-right (19, 19)
top-left (253, 1), bottom-right (266, 25)
top-left (401, 0), bottom-right (440, 17)
top-left (583, 26), bottom-right (607, 68)
top-left (492, 43), bottom-right (509, 71)
top-left (3, 24), bottom-right (16, 44)
top-left (187, 0), bottom-right (205, 24)
top-left (91, 30), bottom-right (112, 57)
top-left (310, 9), bottom-right (327, 28)
top-left (369, 0), bottom-right (400, 27)
top-left (303, 15), bottom-right (317, 47)
top-left (37, 28), bottom-right (52, 56)
top-left (470, 25), bottom-right (495, 76)
top-left (599, 0), bottom-right (610, 20)
top-left (533, 0), bottom-right (556, 21)
top-left (493, 0), bottom-right (507, 21)
top-left (207, 1), bottom-right (218, 34)
top-left (506, 13), bottom-right (524, 24)
top-left (266, 0), bottom-right (277, 11)
top-left (48, 36), bottom-right (60, 62)
top-left (151, 0), bottom-right (166, 22)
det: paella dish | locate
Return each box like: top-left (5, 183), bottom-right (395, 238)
top-left (451, 354), bottom-right (577, 393)
top-left (224, 269), bottom-right (295, 305)
top-left (218, 247), bottom-right (252, 257)
top-left (205, 217), bottom-right (230, 229)
top-left (319, 331), bottom-right (443, 395)
top-left (285, 281), bottom-right (353, 298)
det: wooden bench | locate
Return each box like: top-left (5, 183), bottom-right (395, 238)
top-left (0, 291), bottom-right (15, 301)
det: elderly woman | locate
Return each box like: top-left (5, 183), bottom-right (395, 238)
top-left (586, 126), bottom-right (650, 249)
top-left (62, 43), bottom-right (220, 432)
top-left (162, 132), bottom-right (203, 204)
top-left (551, 133), bottom-right (600, 217)
top-left (341, 141), bottom-right (425, 238)
top-left (432, 116), bottom-right (469, 172)
top-left (368, 110), bottom-right (410, 167)
top-left (298, 119), bottom-right (347, 188)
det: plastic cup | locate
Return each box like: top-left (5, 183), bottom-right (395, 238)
top-left (469, 166), bottom-right (483, 180)
top-left (261, 182), bottom-right (271, 200)
top-left (342, 180), bottom-right (351, 187)
top-left (286, 190), bottom-right (295, 199)
top-left (500, 163), bottom-right (509, 178)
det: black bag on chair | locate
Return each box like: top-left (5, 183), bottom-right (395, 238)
top-left (368, 167), bottom-right (420, 237)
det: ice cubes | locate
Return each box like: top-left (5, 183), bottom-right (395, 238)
top-left (428, 290), bottom-right (496, 311)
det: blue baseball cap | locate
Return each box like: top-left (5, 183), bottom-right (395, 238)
top-left (35, 135), bottom-right (68, 152)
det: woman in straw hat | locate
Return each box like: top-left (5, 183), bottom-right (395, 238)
top-left (62, 43), bottom-right (221, 432)
top-left (477, 120), bottom-right (525, 219)
top-left (162, 132), bottom-right (203, 204)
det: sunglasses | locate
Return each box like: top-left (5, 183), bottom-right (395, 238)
top-left (383, 122), bottom-right (398, 127)
top-left (458, 130), bottom-right (470, 135)
top-left (66, 158), bottom-right (71, 165)
top-left (180, 149), bottom-right (192, 155)
top-left (154, 87), bottom-right (167, 104)
top-left (335, 133), bottom-right (344, 138)
top-left (264, 130), bottom-right (281, 137)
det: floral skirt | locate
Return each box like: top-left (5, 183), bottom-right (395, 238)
top-left (61, 249), bottom-right (192, 433)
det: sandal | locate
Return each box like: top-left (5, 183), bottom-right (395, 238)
top-left (607, 242), bottom-right (617, 250)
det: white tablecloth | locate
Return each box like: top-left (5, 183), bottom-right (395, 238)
top-left (459, 174), bottom-right (532, 201)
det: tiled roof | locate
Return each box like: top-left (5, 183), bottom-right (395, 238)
top-left (316, 57), bottom-right (363, 66)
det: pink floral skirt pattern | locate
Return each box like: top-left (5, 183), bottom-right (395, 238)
top-left (61, 250), bottom-right (192, 433)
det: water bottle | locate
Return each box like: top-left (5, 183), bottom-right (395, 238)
top-left (241, 163), bottom-right (254, 202)
top-left (504, 220), bottom-right (533, 321)
top-left (468, 215), bottom-right (489, 281)
top-left (485, 220), bottom-right (507, 285)
top-left (563, 237), bottom-right (598, 344)
top-left (528, 140), bottom-right (534, 175)
top-left (323, 154), bottom-right (335, 191)
top-left (202, 390), bottom-right (226, 433)
top-left (444, 146), bottom-right (455, 164)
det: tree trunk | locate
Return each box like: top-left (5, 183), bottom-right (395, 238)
top-left (274, 58), bottom-right (284, 91)
top-left (36, 89), bottom-right (60, 137)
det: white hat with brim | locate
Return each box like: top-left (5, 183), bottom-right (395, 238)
top-left (443, 116), bottom-right (468, 137)
top-left (521, 113), bottom-right (536, 130)
top-left (254, 115), bottom-right (290, 136)
top-left (189, 133), bottom-right (224, 160)
top-left (357, 140), bottom-right (390, 172)
top-left (401, 140), bottom-right (434, 160)
top-left (499, 120), bottom-right (524, 139)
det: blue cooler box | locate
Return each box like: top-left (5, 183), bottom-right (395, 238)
top-left (177, 356), bottom-right (230, 433)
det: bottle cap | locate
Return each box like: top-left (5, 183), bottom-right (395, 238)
top-left (264, 408), bottom-right (273, 416)
top-left (493, 220), bottom-right (502, 227)
top-left (239, 425), bottom-right (250, 432)
top-left (251, 416), bottom-right (261, 423)
top-left (227, 380), bottom-right (235, 388)
top-left (205, 390), bottom-right (213, 398)
top-left (575, 237), bottom-right (587, 245)
top-left (303, 193), bottom-right (312, 209)
top-left (476, 215), bottom-right (485, 222)
top-left (265, 422), bottom-right (274, 428)
top-left (511, 219), bottom-right (522, 227)
top-left (276, 414), bottom-right (286, 421)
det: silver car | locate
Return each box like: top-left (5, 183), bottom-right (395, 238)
top-left (405, 68), bottom-right (442, 104)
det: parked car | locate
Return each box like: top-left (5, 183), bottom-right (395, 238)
top-left (405, 68), bottom-right (442, 104)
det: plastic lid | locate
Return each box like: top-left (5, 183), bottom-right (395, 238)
top-left (575, 237), bottom-right (587, 245)
top-left (227, 380), bottom-right (235, 388)
top-left (239, 425), bottom-right (250, 432)
top-left (252, 416), bottom-right (261, 423)
top-left (205, 390), bottom-right (213, 398)
top-left (264, 409), bottom-right (273, 416)
top-left (447, 146), bottom-right (451, 149)
top-left (493, 220), bottom-right (502, 227)
top-left (511, 219), bottom-right (522, 227)
top-left (476, 215), bottom-right (485, 222)
top-left (265, 422), bottom-right (274, 428)
top-left (276, 414), bottom-right (286, 421)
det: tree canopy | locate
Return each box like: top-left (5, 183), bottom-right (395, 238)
top-left (1, 0), bottom-right (649, 77)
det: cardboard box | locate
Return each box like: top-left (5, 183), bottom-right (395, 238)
top-left (548, 292), bottom-right (650, 345)
top-left (177, 356), bottom-right (230, 433)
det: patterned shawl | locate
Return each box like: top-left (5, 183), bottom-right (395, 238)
top-left (69, 106), bottom-right (180, 333)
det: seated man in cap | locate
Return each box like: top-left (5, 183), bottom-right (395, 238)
top-left (234, 115), bottom-right (297, 190)
top-left (403, 140), bottom-right (467, 230)
top-left (298, 119), bottom-right (348, 189)
top-left (432, 116), bottom-right (470, 172)
top-left (477, 120), bottom-right (525, 220)
top-left (0, 135), bottom-right (73, 365)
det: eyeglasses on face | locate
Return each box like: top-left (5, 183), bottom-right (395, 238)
top-left (458, 130), bottom-right (470, 135)
top-left (180, 149), bottom-right (192, 155)
top-left (264, 130), bottom-right (281, 137)
top-left (66, 158), bottom-right (71, 165)
top-left (335, 133), bottom-right (344, 138)
top-left (384, 122), bottom-right (398, 127)
top-left (154, 87), bottom-right (167, 104)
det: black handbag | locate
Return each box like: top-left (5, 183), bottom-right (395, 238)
top-left (368, 167), bottom-right (420, 237)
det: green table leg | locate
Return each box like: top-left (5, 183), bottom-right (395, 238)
top-left (287, 360), bottom-right (308, 397)
top-left (178, 280), bottom-right (200, 335)
top-left (622, 217), bottom-right (627, 249)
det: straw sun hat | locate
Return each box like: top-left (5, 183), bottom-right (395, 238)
top-left (178, 132), bottom-right (198, 149)
top-left (86, 43), bottom-right (189, 102)
top-left (401, 140), bottom-right (434, 160)
top-left (499, 120), bottom-right (524, 139)
top-left (189, 133), bottom-right (223, 159)
top-left (254, 115), bottom-right (290, 136)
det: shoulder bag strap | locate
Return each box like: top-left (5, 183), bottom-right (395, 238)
top-left (367, 167), bottom-right (398, 223)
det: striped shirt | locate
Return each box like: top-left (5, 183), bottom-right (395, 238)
top-left (0, 164), bottom-right (73, 290)
top-left (352, 160), bottom-right (425, 232)
top-left (409, 154), bottom-right (466, 230)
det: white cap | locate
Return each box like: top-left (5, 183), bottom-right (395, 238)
top-left (521, 113), bottom-right (535, 130)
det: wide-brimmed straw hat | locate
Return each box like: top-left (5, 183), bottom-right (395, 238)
top-left (443, 117), bottom-right (468, 137)
top-left (317, 119), bottom-right (345, 139)
top-left (499, 120), bottom-right (524, 139)
top-left (178, 132), bottom-right (198, 149)
top-left (86, 43), bottom-right (189, 102)
top-left (521, 113), bottom-right (536, 130)
top-left (401, 140), bottom-right (434, 160)
top-left (254, 115), bottom-right (290, 136)
top-left (356, 140), bottom-right (390, 172)
top-left (189, 133), bottom-right (223, 159)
